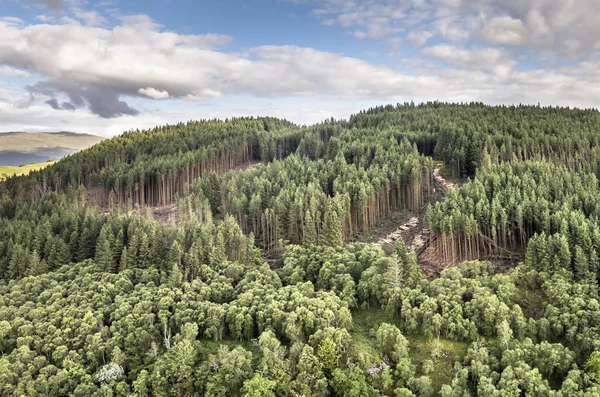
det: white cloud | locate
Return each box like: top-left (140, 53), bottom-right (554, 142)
top-left (422, 45), bottom-right (514, 74)
top-left (407, 30), bottom-right (433, 46)
top-left (481, 16), bottom-right (529, 46)
top-left (0, 16), bottom-right (455, 118)
top-left (2, 8), bottom-right (600, 134)
top-left (294, 0), bottom-right (600, 56)
top-left (138, 87), bottom-right (170, 99)
top-left (72, 8), bottom-right (107, 26)
top-left (0, 17), bottom-right (24, 25)
top-left (0, 66), bottom-right (29, 77)
top-left (0, 17), bottom-right (234, 117)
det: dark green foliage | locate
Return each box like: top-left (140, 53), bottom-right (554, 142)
top-left (2, 104), bottom-right (600, 395)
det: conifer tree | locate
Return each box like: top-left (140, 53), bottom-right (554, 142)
top-left (169, 262), bottom-right (184, 287)
top-left (77, 219), bottom-right (97, 262)
top-left (96, 224), bottom-right (115, 273)
top-left (29, 249), bottom-right (48, 276)
top-left (210, 230), bottom-right (227, 267)
top-left (303, 210), bottom-right (317, 246)
top-left (322, 207), bottom-right (343, 247)
top-left (8, 244), bottom-right (28, 279)
top-left (396, 239), bottom-right (420, 288)
top-left (47, 237), bottom-right (71, 270)
top-left (113, 228), bottom-right (125, 265)
top-left (119, 246), bottom-right (128, 272)
top-left (168, 241), bottom-right (183, 272)
top-left (574, 245), bottom-right (589, 280)
top-left (138, 233), bottom-right (151, 269)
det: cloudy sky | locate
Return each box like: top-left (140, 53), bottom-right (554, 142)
top-left (0, 0), bottom-right (599, 137)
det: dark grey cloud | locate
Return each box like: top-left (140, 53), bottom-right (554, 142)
top-left (61, 102), bottom-right (76, 110)
top-left (84, 86), bottom-right (139, 118)
top-left (45, 98), bottom-right (60, 109)
top-left (45, 98), bottom-right (77, 111)
top-left (33, 80), bottom-right (139, 118)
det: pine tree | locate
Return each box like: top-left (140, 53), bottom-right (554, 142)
top-left (168, 241), bottom-right (183, 272)
top-left (96, 224), bottom-right (115, 273)
top-left (47, 237), bottom-right (71, 270)
top-left (572, 245), bottom-right (588, 280)
top-left (303, 210), bottom-right (317, 246)
top-left (77, 218), bottom-right (96, 262)
top-left (29, 249), bottom-right (48, 276)
top-left (113, 228), bottom-right (125, 265)
top-left (138, 233), bottom-right (151, 269)
top-left (210, 230), bottom-right (227, 267)
top-left (8, 244), bottom-right (29, 279)
top-left (119, 246), bottom-right (128, 272)
top-left (396, 239), bottom-right (420, 288)
top-left (244, 232), bottom-right (258, 266)
top-left (184, 242), bottom-right (201, 281)
top-left (169, 262), bottom-right (184, 288)
top-left (322, 207), bottom-right (342, 247)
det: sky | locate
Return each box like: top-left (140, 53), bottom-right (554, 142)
top-left (0, 0), bottom-right (599, 137)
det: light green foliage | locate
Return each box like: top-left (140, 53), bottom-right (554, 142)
top-left (241, 373), bottom-right (276, 397)
top-left (585, 352), bottom-right (600, 383)
top-left (375, 323), bottom-right (409, 363)
top-left (2, 104), bottom-right (600, 395)
top-left (317, 337), bottom-right (338, 372)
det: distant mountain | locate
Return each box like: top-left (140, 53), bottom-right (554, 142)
top-left (0, 131), bottom-right (104, 166)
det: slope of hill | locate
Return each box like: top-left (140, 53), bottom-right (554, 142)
top-left (2, 105), bottom-right (600, 395)
top-left (0, 131), bottom-right (104, 166)
top-left (0, 161), bottom-right (56, 180)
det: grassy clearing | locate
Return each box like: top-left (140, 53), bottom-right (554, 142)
top-left (350, 308), bottom-right (468, 392)
top-left (0, 161), bottom-right (55, 180)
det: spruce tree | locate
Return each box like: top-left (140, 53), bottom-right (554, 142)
top-left (396, 239), bottom-right (420, 288)
top-left (210, 230), bottom-right (227, 267)
top-left (303, 210), bottom-right (317, 246)
top-left (95, 224), bottom-right (115, 273)
top-left (168, 241), bottom-right (183, 272)
top-left (119, 246), bottom-right (128, 272)
top-left (29, 249), bottom-right (48, 276)
top-left (169, 262), bottom-right (183, 287)
top-left (322, 208), bottom-right (342, 247)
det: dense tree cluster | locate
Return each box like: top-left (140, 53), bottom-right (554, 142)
top-left (3, 103), bottom-right (600, 395)
top-left (0, 118), bottom-right (300, 206)
top-left (193, 128), bottom-right (432, 249)
top-left (350, 102), bottom-right (600, 178)
top-left (425, 161), bottom-right (600, 268)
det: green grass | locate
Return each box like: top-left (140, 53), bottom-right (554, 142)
top-left (350, 308), bottom-right (468, 392)
top-left (0, 161), bottom-right (55, 180)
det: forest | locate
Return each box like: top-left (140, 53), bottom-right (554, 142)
top-left (2, 103), bottom-right (600, 396)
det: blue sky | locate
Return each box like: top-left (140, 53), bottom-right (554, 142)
top-left (0, 0), bottom-right (599, 136)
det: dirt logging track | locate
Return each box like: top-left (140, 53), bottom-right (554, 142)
top-left (371, 166), bottom-right (519, 278)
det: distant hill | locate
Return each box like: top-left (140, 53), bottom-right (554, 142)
top-left (0, 161), bottom-right (56, 181)
top-left (0, 131), bottom-right (104, 166)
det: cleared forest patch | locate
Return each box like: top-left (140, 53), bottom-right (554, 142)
top-left (232, 160), bottom-right (263, 172)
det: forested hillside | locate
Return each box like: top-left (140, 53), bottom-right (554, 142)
top-left (2, 104), bottom-right (600, 396)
